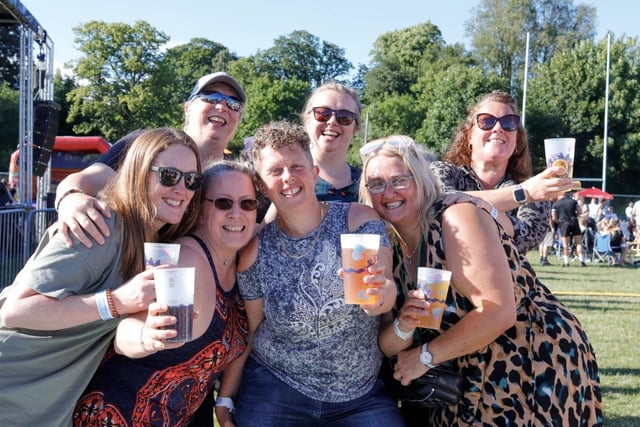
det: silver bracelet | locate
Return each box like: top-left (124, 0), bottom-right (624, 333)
top-left (393, 317), bottom-right (414, 340)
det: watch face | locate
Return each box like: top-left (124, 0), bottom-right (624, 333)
top-left (514, 187), bottom-right (527, 203)
top-left (420, 345), bottom-right (432, 365)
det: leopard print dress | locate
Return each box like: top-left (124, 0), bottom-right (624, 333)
top-left (394, 194), bottom-right (603, 426)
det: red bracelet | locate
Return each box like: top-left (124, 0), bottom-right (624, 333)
top-left (105, 288), bottom-right (120, 318)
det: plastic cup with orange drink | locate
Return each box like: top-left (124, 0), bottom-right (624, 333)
top-left (415, 267), bottom-right (452, 329)
top-left (340, 233), bottom-right (380, 305)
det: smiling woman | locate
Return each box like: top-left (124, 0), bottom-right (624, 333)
top-left (0, 127), bottom-right (202, 426)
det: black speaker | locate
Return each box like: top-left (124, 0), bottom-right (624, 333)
top-left (32, 100), bottom-right (60, 176)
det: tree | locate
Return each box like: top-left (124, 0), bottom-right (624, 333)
top-left (0, 25), bottom-right (20, 89)
top-left (364, 21), bottom-right (446, 101)
top-left (256, 30), bottom-right (352, 88)
top-left (53, 71), bottom-right (79, 136)
top-left (526, 35), bottom-right (640, 195)
top-left (230, 75), bottom-right (309, 154)
top-left (465, 0), bottom-right (596, 91)
top-left (66, 20), bottom-right (170, 140)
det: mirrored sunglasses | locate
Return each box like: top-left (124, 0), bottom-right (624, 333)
top-left (150, 166), bottom-right (203, 191)
top-left (192, 91), bottom-right (244, 112)
top-left (311, 107), bottom-right (357, 126)
top-left (204, 197), bottom-right (259, 211)
top-left (475, 113), bottom-right (520, 132)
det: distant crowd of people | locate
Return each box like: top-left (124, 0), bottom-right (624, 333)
top-left (1, 73), bottom-right (603, 426)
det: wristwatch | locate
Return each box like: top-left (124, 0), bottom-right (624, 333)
top-left (419, 343), bottom-right (437, 368)
top-left (513, 184), bottom-right (527, 205)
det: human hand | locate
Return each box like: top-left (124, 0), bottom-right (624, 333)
top-left (111, 268), bottom-right (157, 315)
top-left (57, 192), bottom-right (112, 248)
top-left (393, 345), bottom-right (427, 386)
top-left (139, 302), bottom-right (185, 353)
top-left (215, 406), bottom-right (237, 427)
top-left (397, 289), bottom-right (430, 330)
top-left (359, 261), bottom-right (396, 315)
top-left (521, 167), bottom-right (573, 202)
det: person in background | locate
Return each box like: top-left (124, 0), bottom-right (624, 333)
top-left (604, 217), bottom-right (626, 265)
top-left (552, 191), bottom-right (587, 267)
top-left (74, 160), bottom-right (255, 426)
top-left (301, 81), bottom-right (363, 202)
top-left (0, 127), bottom-right (202, 426)
top-left (217, 121), bottom-right (403, 427)
top-left (625, 201), bottom-right (634, 221)
top-left (54, 72), bottom-right (246, 248)
top-left (359, 136), bottom-right (602, 426)
top-left (431, 91), bottom-right (573, 254)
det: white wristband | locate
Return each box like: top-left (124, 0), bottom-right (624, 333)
top-left (95, 290), bottom-right (114, 320)
top-left (215, 396), bottom-right (235, 414)
top-left (393, 317), bottom-right (414, 341)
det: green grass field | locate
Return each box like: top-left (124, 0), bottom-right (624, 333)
top-left (529, 251), bottom-right (640, 426)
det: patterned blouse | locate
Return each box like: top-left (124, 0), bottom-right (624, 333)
top-left (238, 202), bottom-right (390, 402)
top-left (430, 160), bottom-right (550, 253)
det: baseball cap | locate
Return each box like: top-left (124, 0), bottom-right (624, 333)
top-left (188, 72), bottom-right (246, 103)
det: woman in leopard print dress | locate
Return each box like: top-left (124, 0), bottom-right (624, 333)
top-left (360, 137), bottom-right (602, 426)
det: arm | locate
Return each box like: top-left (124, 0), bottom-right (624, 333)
top-left (392, 203), bottom-right (517, 385)
top-left (55, 162), bottom-right (114, 247)
top-left (1, 268), bottom-right (156, 330)
top-left (215, 238), bottom-right (262, 426)
top-left (215, 298), bottom-right (264, 427)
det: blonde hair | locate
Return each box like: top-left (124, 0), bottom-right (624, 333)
top-left (359, 135), bottom-right (441, 239)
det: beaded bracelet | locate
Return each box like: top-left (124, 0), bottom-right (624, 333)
top-left (95, 290), bottom-right (113, 320)
top-left (105, 288), bottom-right (120, 318)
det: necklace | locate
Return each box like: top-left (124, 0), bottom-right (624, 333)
top-left (399, 237), bottom-right (419, 268)
top-left (277, 202), bottom-right (326, 259)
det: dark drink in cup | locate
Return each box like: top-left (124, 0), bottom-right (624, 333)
top-left (153, 267), bottom-right (195, 343)
top-left (165, 304), bottom-right (194, 342)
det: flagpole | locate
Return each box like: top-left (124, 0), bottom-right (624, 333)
top-left (521, 32), bottom-right (530, 126)
top-left (602, 33), bottom-right (611, 191)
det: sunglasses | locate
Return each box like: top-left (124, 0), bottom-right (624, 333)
top-left (311, 107), bottom-right (357, 126)
top-left (191, 91), bottom-right (244, 112)
top-left (150, 166), bottom-right (203, 191)
top-left (475, 113), bottom-right (520, 132)
top-left (365, 175), bottom-right (414, 195)
top-left (359, 139), bottom-right (416, 162)
top-left (204, 197), bottom-right (259, 211)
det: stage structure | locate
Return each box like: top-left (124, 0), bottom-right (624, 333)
top-left (0, 0), bottom-right (55, 209)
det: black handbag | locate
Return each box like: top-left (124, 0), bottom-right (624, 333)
top-left (386, 356), bottom-right (465, 408)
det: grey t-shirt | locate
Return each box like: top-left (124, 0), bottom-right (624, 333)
top-left (238, 202), bottom-right (390, 402)
top-left (0, 215), bottom-right (126, 427)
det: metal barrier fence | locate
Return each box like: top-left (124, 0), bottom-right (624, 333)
top-left (0, 206), bottom-right (57, 289)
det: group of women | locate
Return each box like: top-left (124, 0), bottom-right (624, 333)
top-left (0, 82), bottom-right (602, 427)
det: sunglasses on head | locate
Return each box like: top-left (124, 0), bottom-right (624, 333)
top-left (150, 166), bottom-right (203, 191)
top-left (204, 197), bottom-right (259, 211)
top-left (359, 139), bottom-right (416, 162)
top-left (191, 91), bottom-right (244, 112)
top-left (311, 107), bottom-right (357, 126)
top-left (475, 113), bottom-right (520, 132)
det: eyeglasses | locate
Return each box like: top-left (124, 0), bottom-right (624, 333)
top-left (204, 197), bottom-right (259, 211)
top-left (150, 166), bottom-right (203, 191)
top-left (365, 175), bottom-right (414, 195)
top-left (191, 91), bottom-right (244, 112)
top-left (359, 139), bottom-right (415, 162)
top-left (475, 113), bottom-right (520, 132)
top-left (311, 107), bottom-right (357, 126)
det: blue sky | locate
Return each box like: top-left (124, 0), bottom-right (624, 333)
top-left (21, 0), bottom-right (640, 72)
